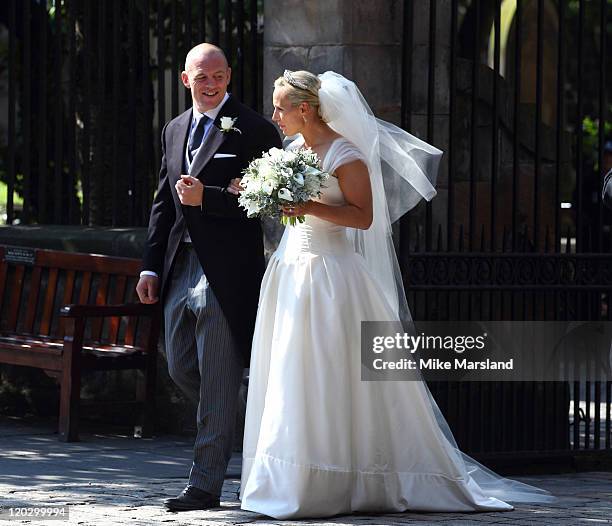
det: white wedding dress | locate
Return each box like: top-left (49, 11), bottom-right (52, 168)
top-left (240, 137), bottom-right (553, 519)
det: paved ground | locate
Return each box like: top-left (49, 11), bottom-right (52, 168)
top-left (1, 417), bottom-right (611, 525)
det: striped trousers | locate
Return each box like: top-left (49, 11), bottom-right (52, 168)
top-left (163, 243), bottom-right (244, 496)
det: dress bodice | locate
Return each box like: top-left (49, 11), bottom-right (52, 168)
top-left (279, 136), bottom-right (364, 256)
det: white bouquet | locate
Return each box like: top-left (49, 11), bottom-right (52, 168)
top-left (238, 147), bottom-right (329, 226)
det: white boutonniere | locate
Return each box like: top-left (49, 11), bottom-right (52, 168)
top-left (219, 116), bottom-right (241, 134)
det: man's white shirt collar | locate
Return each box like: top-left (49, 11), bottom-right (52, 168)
top-left (192, 92), bottom-right (230, 124)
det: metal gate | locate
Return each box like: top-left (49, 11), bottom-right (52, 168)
top-left (3, 0), bottom-right (263, 227)
top-left (400, 0), bottom-right (611, 461)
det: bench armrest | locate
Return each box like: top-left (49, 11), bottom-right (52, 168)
top-left (60, 303), bottom-right (161, 319)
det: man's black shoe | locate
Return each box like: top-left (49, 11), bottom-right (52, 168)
top-left (164, 485), bottom-right (221, 512)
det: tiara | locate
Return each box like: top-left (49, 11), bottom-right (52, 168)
top-left (283, 69), bottom-right (310, 90)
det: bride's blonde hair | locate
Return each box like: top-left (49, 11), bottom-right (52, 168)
top-left (274, 70), bottom-right (326, 122)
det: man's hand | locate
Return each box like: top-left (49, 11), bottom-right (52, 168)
top-left (176, 175), bottom-right (204, 206)
top-left (136, 275), bottom-right (160, 304)
top-left (226, 177), bottom-right (244, 196)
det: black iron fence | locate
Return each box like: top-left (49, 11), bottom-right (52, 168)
top-left (2, 0), bottom-right (263, 227)
top-left (405, 232), bottom-right (612, 456)
top-left (401, 0), bottom-right (611, 459)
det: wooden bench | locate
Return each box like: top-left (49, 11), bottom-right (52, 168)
top-left (0, 245), bottom-right (161, 441)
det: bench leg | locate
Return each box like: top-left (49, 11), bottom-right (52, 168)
top-left (135, 310), bottom-right (160, 439)
top-left (135, 355), bottom-right (157, 439)
top-left (58, 369), bottom-right (80, 442)
top-left (59, 319), bottom-right (83, 442)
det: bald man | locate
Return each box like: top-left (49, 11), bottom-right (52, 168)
top-left (136, 44), bottom-right (282, 511)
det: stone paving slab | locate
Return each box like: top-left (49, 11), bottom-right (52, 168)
top-left (1, 418), bottom-right (611, 525)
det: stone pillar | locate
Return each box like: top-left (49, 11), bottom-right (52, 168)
top-left (262, 0), bottom-right (403, 124)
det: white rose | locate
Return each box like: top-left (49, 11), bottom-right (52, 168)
top-left (220, 116), bottom-right (235, 130)
top-left (246, 201), bottom-right (262, 216)
top-left (259, 161), bottom-right (277, 181)
top-left (293, 172), bottom-right (305, 186)
top-left (268, 147), bottom-right (284, 160)
top-left (242, 176), bottom-right (262, 193)
top-left (281, 150), bottom-right (297, 162)
top-left (262, 180), bottom-right (275, 195)
top-left (220, 116), bottom-right (241, 134)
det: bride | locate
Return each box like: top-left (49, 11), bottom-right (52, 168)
top-left (228, 70), bottom-right (554, 519)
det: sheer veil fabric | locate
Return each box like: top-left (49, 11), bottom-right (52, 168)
top-left (316, 70), bottom-right (554, 506)
top-left (318, 71), bottom-right (441, 327)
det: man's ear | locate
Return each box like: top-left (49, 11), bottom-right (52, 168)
top-left (181, 71), bottom-right (190, 89)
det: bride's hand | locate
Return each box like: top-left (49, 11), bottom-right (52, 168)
top-left (282, 201), bottom-right (312, 217)
top-left (226, 177), bottom-right (244, 195)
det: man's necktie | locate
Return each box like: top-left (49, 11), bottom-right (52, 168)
top-left (188, 115), bottom-right (210, 162)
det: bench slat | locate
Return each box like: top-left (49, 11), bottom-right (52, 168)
top-left (0, 344), bottom-right (63, 370)
top-left (125, 279), bottom-right (138, 346)
top-left (125, 316), bottom-right (137, 347)
top-left (0, 339), bottom-right (147, 372)
top-left (79, 271), bottom-right (92, 304)
top-left (91, 274), bottom-right (110, 341)
top-left (7, 266), bottom-right (25, 332)
top-left (96, 274), bottom-right (110, 304)
top-left (0, 260), bottom-right (8, 320)
top-left (36, 250), bottom-right (141, 275)
top-left (24, 267), bottom-right (43, 333)
top-left (63, 270), bottom-right (76, 305)
top-left (0, 334), bottom-right (144, 353)
top-left (108, 275), bottom-right (127, 344)
top-left (58, 270), bottom-right (76, 338)
top-left (40, 268), bottom-right (59, 336)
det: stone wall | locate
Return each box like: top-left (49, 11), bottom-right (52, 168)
top-left (262, 0), bottom-right (404, 123)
